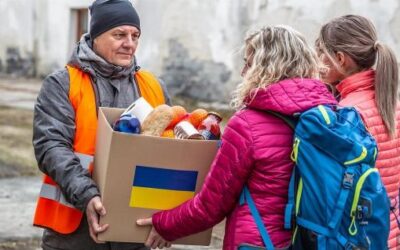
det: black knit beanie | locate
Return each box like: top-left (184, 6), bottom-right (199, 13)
top-left (89, 0), bottom-right (141, 40)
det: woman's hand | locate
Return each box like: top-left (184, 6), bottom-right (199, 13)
top-left (137, 218), bottom-right (172, 249)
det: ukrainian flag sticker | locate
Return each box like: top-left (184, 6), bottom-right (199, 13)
top-left (129, 166), bottom-right (198, 210)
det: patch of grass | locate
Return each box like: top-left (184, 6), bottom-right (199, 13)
top-left (0, 106), bottom-right (33, 128)
top-left (0, 106), bottom-right (38, 177)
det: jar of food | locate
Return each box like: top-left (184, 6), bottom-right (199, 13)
top-left (198, 112), bottom-right (222, 140)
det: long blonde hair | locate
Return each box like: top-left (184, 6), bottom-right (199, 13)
top-left (316, 15), bottom-right (399, 136)
top-left (231, 25), bottom-right (320, 109)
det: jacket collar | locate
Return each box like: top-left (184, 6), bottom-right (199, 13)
top-left (336, 69), bottom-right (375, 99)
top-left (246, 78), bottom-right (337, 115)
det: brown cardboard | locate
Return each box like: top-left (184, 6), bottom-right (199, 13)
top-left (93, 107), bottom-right (219, 245)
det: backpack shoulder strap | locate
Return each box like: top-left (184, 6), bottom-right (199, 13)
top-left (265, 110), bottom-right (297, 130)
top-left (240, 186), bottom-right (275, 250)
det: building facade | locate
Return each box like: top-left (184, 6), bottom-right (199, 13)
top-left (1, 0), bottom-right (399, 101)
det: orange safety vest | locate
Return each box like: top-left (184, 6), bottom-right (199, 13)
top-left (33, 65), bottom-right (165, 234)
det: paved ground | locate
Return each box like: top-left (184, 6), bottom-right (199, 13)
top-left (0, 177), bottom-right (42, 250)
top-left (0, 77), bottom-right (225, 249)
top-left (0, 78), bottom-right (41, 110)
top-left (0, 176), bottom-right (43, 240)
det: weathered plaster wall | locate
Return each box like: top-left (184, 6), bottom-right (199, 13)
top-left (1, 0), bottom-right (399, 101)
top-left (35, 0), bottom-right (93, 76)
top-left (0, 0), bottom-right (35, 75)
top-left (0, 0), bottom-right (92, 76)
top-left (135, 0), bottom-right (400, 101)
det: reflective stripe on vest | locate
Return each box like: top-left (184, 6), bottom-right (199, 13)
top-left (34, 65), bottom-right (165, 234)
top-left (33, 153), bottom-right (93, 234)
top-left (37, 153), bottom-right (93, 208)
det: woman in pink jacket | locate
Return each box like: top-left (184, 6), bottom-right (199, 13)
top-left (137, 25), bottom-right (337, 249)
top-left (316, 15), bottom-right (400, 249)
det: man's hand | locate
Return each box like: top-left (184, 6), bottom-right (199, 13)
top-left (86, 196), bottom-right (109, 243)
top-left (137, 218), bottom-right (172, 249)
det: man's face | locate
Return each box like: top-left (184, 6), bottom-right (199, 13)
top-left (93, 25), bottom-right (140, 67)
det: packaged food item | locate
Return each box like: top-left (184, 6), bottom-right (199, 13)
top-left (174, 121), bottom-right (204, 140)
top-left (121, 97), bottom-right (154, 124)
top-left (113, 114), bottom-right (141, 134)
top-left (141, 104), bottom-right (173, 136)
top-left (198, 112), bottom-right (222, 140)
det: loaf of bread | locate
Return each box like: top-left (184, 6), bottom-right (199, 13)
top-left (141, 104), bottom-right (174, 136)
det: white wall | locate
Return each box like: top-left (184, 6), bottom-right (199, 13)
top-left (135, 0), bottom-right (244, 73)
top-left (0, 0), bottom-right (399, 100)
top-left (0, 0), bottom-right (35, 66)
top-left (136, 0), bottom-right (400, 75)
top-left (135, 0), bottom-right (400, 101)
top-left (35, 0), bottom-right (92, 75)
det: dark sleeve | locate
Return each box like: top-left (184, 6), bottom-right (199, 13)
top-left (32, 69), bottom-right (99, 211)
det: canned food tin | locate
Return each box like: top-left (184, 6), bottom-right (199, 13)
top-left (174, 121), bottom-right (204, 140)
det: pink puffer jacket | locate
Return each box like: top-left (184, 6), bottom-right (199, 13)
top-left (152, 78), bottom-right (337, 249)
top-left (337, 70), bottom-right (400, 250)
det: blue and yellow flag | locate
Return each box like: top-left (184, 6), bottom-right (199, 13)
top-left (130, 165), bottom-right (198, 210)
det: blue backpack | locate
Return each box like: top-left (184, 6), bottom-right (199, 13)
top-left (239, 105), bottom-right (390, 250)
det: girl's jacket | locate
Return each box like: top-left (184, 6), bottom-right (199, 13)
top-left (153, 78), bottom-right (337, 249)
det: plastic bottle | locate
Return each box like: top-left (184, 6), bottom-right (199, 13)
top-left (113, 114), bottom-right (141, 134)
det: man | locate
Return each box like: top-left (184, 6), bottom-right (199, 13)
top-left (32, 0), bottom-right (170, 249)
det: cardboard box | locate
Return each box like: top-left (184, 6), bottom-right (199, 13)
top-left (93, 107), bottom-right (219, 245)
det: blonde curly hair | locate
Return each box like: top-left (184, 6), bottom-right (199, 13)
top-left (231, 25), bottom-right (321, 109)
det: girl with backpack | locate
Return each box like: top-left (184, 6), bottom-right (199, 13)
top-left (136, 25), bottom-right (337, 249)
top-left (316, 14), bottom-right (400, 249)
